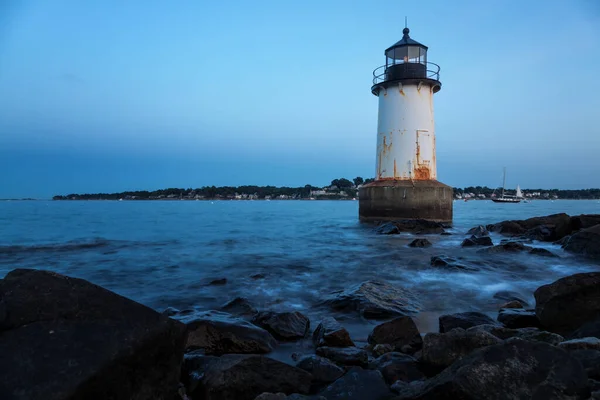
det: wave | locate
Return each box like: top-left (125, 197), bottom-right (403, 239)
top-left (0, 238), bottom-right (113, 255)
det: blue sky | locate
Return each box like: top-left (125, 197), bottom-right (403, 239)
top-left (1, 0), bottom-right (599, 198)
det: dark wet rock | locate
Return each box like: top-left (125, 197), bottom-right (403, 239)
top-left (571, 214), bottom-right (600, 230)
top-left (488, 213), bottom-right (575, 242)
top-left (221, 297), bottom-right (258, 319)
top-left (322, 280), bottom-right (421, 319)
top-left (430, 255), bottom-right (479, 272)
top-left (312, 317), bottom-right (354, 347)
top-left (375, 222), bottom-right (400, 235)
top-left (534, 272), bottom-right (600, 334)
top-left (559, 337), bottom-right (600, 351)
top-left (461, 235), bottom-right (493, 247)
top-left (182, 352), bottom-right (219, 394)
top-left (373, 344), bottom-right (394, 357)
top-left (421, 328), bottom-right (502, 369)
top-left (408, 238), bottom-right (432, 248)
top-left (493, 290), bottom-right (529, 306)
top-left (569, 316), bottom-right (600, 339)
top-left (499, 300), bottom-right (524, 309)
top-left (315, 346), bottom-right (368, 367)
top-left (162, 306), bottom-right (180, 316)
top-left (467, 324), bottom-right (564, 345)
top-left (478, 240), bottom-right (531, 254)
top-left (367, 316), bottom-right (423, 352)
top-left (252, 311), bottom-right (310, 341)
top-left (319, 367), bottom-right (392, 400)
top-left (563, 224), bottom-right (600, 259)
top-left (296, 355), bottom-right (344, 386)
top-left (255, 394), bottom-right (326, 400)
top-left (181, 310), bottom-right (277, 355)
top-left (369, 352), bottom-right (424, 384)
top-left (438, 311), bottom-right (498, 332)
top-left (209, 278), bottom-right (228, 285)
top-left (569, 349), bottom-right (600, 380)
top-left (590, 379), bottom-right (600, 392)
top-left (0, 269), bottom-right (187, 400)
top-left (195, 354), bottom-right (312, 400)
top-left (440, 232), bottom-right (452, 236)
top-left (251, 273), bottom-right (267, 280)
top-left (467, 225), bottom-right (489, 237)
top-left (393, 338), bottom-right (589, 400)
top-left (529, 247), bottom-right (559, 257)
top-left (376, 219), bottom-right (446, 235)
top-left (498, 308), bottom-right (541, 329)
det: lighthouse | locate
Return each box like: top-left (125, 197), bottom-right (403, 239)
top-left (359, 27), bottom-right (453, 223)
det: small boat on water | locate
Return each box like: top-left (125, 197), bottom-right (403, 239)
top-left (492, 168), bottom-right (523, 204)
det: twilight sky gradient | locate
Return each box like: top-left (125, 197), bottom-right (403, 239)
top-left (1, 0), bottom-right (599, 198)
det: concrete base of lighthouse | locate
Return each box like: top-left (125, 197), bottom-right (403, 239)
top-left (358, 180), bottom-right (453, 224)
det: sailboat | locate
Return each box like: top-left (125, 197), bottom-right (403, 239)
top-left (492, 168), bottom-right (522, 203)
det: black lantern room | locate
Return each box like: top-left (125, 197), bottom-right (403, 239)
top-left (372, 27), bottom-right (441, 95)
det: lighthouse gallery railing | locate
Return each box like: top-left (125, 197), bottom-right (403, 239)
top-left (372, 61), bottom-right (440, 85)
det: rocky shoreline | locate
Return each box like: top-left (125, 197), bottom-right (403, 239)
top-left (1, 213), bottom-right (600, 400)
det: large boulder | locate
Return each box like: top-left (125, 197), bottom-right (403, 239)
top-left (196, 355), bottom-right (312, 400)
top-left (438, 311), bottom-right (498, 332)
top-left (571, 214), bottom-right (600, 230)
top-left (180, 310), bottom-right (277, 355)
top-left (497, 308), bottom-right (541, 329)
top-left (461, 235), bottom-right (493, 247)
top-left (563, 225), bottom-right (600, 259)
top-left (368, 352), bottom-right (424, 384)
top-left (322, 281), bottom-right (421, 319)
top-left (312, 317), bottom-right (354, 347)
top-left (488, 213), bottom-right (574, 242)
top-left (295, 355), bottom-right (344, 386)
top-left (568, 349), bottom-right (600, 380)
top-left (252, 311), bottom-right (310, 341)
top-left (319, 368), bottom-right (392, 400)
top-left (534, 272), bottom-right (600, 334)
top-left (367, 316), bottom-right (423, 352)
top-left (315, 346), bottom-right (368, 367)
top-left (0, 269), bottom-right (187, 400)
top-left (559, 337), bottom-right (600, 351)
top-left (394, 338), bottom-right (590, 400)
top-left (421, 328), bottom-right (502, 369)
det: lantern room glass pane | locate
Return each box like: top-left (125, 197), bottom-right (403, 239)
top-left (385, 46), bottom-right (427, 64)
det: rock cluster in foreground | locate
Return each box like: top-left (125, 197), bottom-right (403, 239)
top-left (3, 266), bottom-right (600, 400)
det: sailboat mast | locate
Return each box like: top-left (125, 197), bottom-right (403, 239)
top-left (502, 167), bottom-right (506, 198)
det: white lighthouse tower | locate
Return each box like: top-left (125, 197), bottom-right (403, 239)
top-left (359, 27), bottom-right (453, 223)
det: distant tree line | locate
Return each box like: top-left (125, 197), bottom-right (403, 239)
top-left (52, 178), bottom-right (600, 200)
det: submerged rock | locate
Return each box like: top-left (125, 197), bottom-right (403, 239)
top-left (421, 328), bottom-right (502, 369)
top-left (438, 311), bottom-right (498, 332)
top-left (322, 281), bottom-right (421, 319)
top-left (498, 308), bottom-right (541, 329)
top-left (467, 225), bottom-right (489, 237)
top-left (319, 367), bottom-right (392, 400)
top-left (430, 255), bottom-right (478, 272)
top-left (295, 355), bottom-right (344, 386)
top-left (315, 346), bottom-right (368, 367)
top-left (367, 316), bottom-right (423, 352)
top-left (221, 297), bottom-right (258, 319)
top-left (196, 355), bottom-right (312, 400)
top-left (209, 278), bottom-right (228, 285)
top-left (252, 311), bottom-right (310, 341)
top-left (493, 290), bottom-right (529, 306)
top-left (375, 219), bottom-right (446, 235)
top-left (529, 247), bottom-right (559, 257)
top-left (499, 300), bottom-right (524, 309)
top-left (534, 272), bottom-right (600, 334)
top-left (368, 352), bottom-right (424, 384)
top-left (312, 317), bottom-right (354, 347)
top-left (181, 310), bottom-right (277, 355)
top-left (478, 241), bottom-right (530, 254)
top-left (563, 224), bottom-right (600, 259)
top-left (461, 235), bottom-right (493, 247)
top-left (394, 339), bottom-right (589, 400)
top-left (408, 238), bottom-right (432, 248)
top-left (0, 269), bottom-right (187, 400)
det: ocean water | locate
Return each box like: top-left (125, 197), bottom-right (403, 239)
top-left (2, 199), bottom-right (600, 345)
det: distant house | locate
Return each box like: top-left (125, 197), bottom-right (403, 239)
top-left (310, 190), bottom-right (327, 196)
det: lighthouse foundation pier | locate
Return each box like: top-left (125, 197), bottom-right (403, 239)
top-left (358, 180), bottom-right (453, 224)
